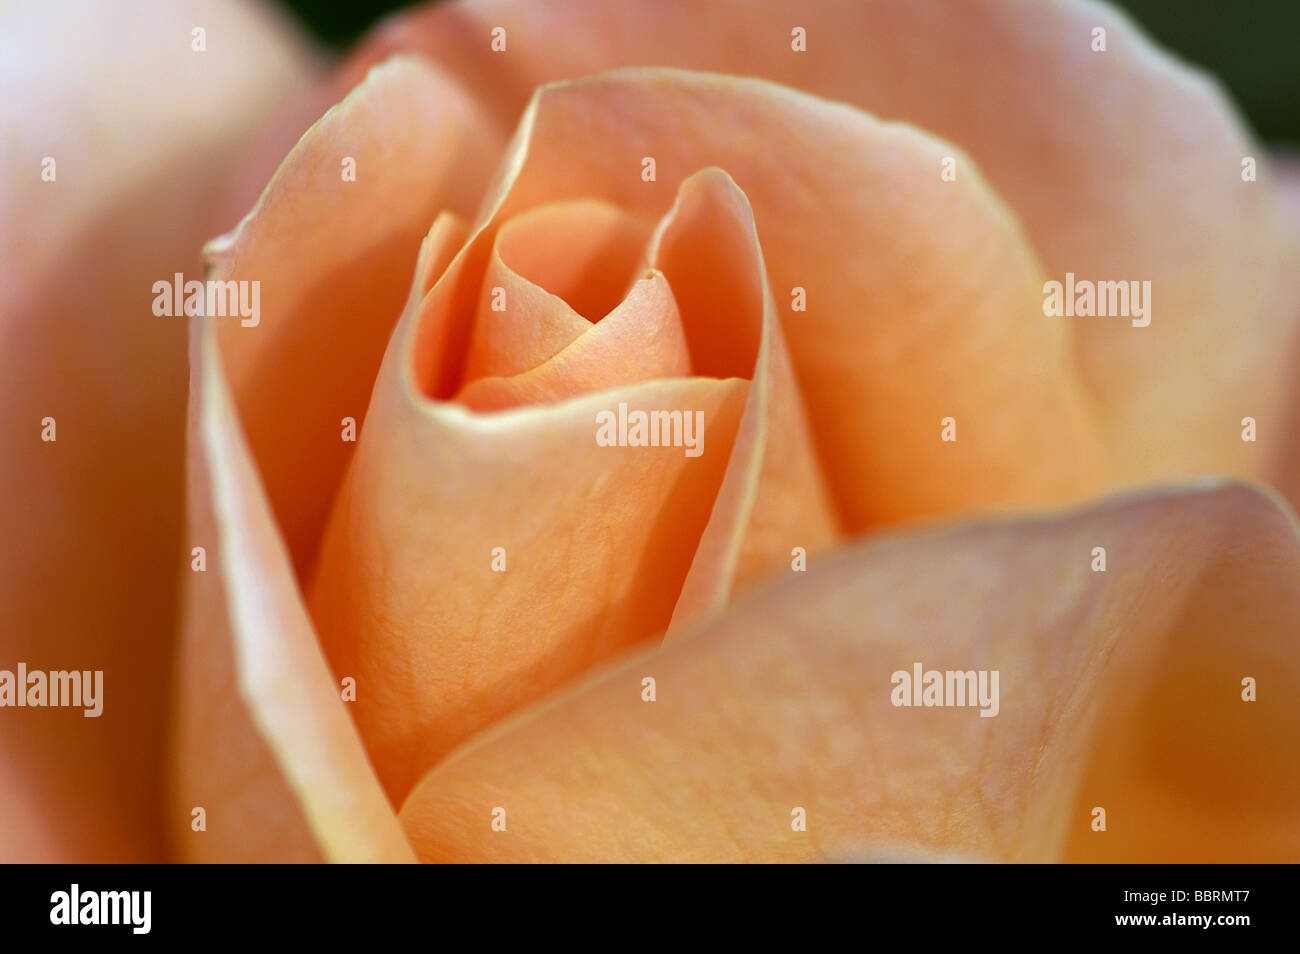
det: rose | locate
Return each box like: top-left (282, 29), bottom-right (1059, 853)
top-left (4, 0), bottom-right (1300, 863)
top-left (183, 0), bottom-right (1300, 863)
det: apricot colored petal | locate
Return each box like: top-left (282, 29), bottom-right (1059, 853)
top-left (308, 240), bottom-right (748, 798)
top-left (649, 168), bottom-right (839, 630)
top-left (172, 326), bottom-right (415, 863)
top-left (207, 55), bottom-right (505, 578)
top-left (400, 482), bottom-right (1300, 862)
top-left (456, 271), bottom-right (691, 411)
top-left (459, 199), bottom-right (655, 384)
top-left (460, 245), bottom-right (591, 384)
top-left (341, 0), bottom-right (1297, 488)
top-left (466, 69), bottom-right (1104, 531)
top-left (0, 0), bottom-right (315, 862)
top-left (494, 199), bottom-right (656, 322)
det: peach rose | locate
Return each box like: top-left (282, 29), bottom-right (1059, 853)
top-left (3, 0), bottom-right (1299, 864)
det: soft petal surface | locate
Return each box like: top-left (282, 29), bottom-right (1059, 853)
top-left (173, 51), bottom-right (504, 862)
top-left (340, 0), bottom-right (1298, 491)
top-left (450, 68), bottom-right (1104, 531)
top-left (458, 199), bottom-right (655, 386)
top-left (0, 0), bottom-right (315, 862)
top-left (1266, 156), bottom-right (1300, 512)
top-left (456, 271), bottom-right (692, 411)
top-left (648, 168), bottom-right (838, 628)
top-left (401, 482), bottom-right (1300, 862)
top-left (305, 65), bottom-right (1101, 806)
top-left (208, 55), bottom-right (506, 579)
top-left (172, 326), bottom-right (413, 863)
top-left (309, 264), bottom-right (748, 801)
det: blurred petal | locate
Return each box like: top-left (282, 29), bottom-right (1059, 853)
top-left (340, 0), bottom-right (1297, 488)
top-left (173, 324), bottom-right (414, 863)
top-left (0, 0), bottom-right (315, 862)
top-left (1273, 156), bottom-right (1300, 223)
top-left (400, 482), bottom-right (1300, 862)
top-left (1266, 156), bottom-right (1300, 512)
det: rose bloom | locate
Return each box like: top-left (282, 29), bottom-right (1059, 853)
top-left (2, 0), bottom-right (1298, 864)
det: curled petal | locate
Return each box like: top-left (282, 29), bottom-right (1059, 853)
top-left (459, 199), bottom-right (654, 384)
top-left (171, 52), bottom-right (500, 862)
top-left (464, 68), bottom-right (1104, 531)
top-left (207, 55), bottom-right (505, 577)
top-left (173, 325), bottom-right (414, 863)
top-left (456, 271), bottom-right (692, 411)
top-left (310, 289), bottom-right (748, 800)
top-left (649, 167), bottom-right (838, 628)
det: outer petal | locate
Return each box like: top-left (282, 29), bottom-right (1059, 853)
top-left (340, 0), bottom-right (1298, 489)
top-left (207, 55), bottom-right (506, 578)
top-left (1267, 157), bottom-right (1300, 511)
top-left (173, 326), bottom-right (414, 862)
top-left (400, 482), bottom-right (1300, 862)
top-left (0, 0), bottom-right (315, 862)
top-left (171, 53), bottom-right (502, 861)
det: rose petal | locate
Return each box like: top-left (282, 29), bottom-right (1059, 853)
top-left (173, 322), bottom-right (415, 863)
top-left (206, 55), bottom-right (505, 578)
top-left (309, 260), bottom-right (748, 800)
top-left (460, 199), bottom-right (656, 388)
top-left (0, 0), bottom-right (314, 862)
top-left (456, 270), bottom-right (692, 410)
top-left (494, 199), bottom-right (656, 323)
top-left (1265, 156), bottom-right (1300, 512)
top-left (457, 199), bottom-right (668, 391)
top-left (340, 0), bottom-right (1298, 490)
top-left (646, 167), bottom-right (838, 628)
top-left (456, 69), bottom-right (1104, 531)
top-left (400, 481), bottom-right (1300, 862)
top-left (173, 50), bottom-right (500, 861)
top-left (460, 165), bottom-right (841, 627)
top-left (459, 234), bottom-right (598, 382)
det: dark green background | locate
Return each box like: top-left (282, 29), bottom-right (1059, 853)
top-left (275, 0), bottom-right (1299, 146)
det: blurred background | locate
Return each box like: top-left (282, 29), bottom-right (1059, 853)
top-left (276, 0), bottom-right (1300, 146)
